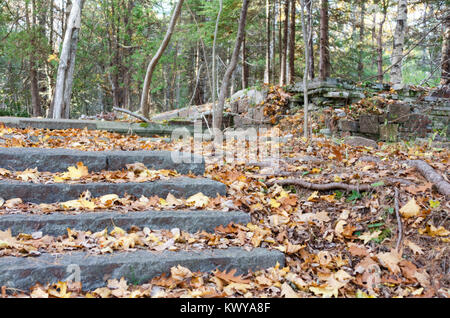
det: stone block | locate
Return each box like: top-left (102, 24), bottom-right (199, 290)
top-left (343, 136), bottom-right (378, 149)
top-left (403, 114), bottom-right (431, 137)
top-left (387, 103), bottom-right (411, 123)
top-left (338, 119), bottom-right (359, 132)
top-left (379, 124), bottom-right (399, 142)
top-left (359, 115), bottom-right (379, 134)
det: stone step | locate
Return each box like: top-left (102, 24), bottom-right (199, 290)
top-left (0, 116), bottom-right (195, 136)
top-left (0, 177), bottom-right (226, 203)
top-left (0, 210), bottom-right (250, 236)
top-left (0, 148), bottom-right (204, 175)
top-left (0, 248), bottom-right (285, 291)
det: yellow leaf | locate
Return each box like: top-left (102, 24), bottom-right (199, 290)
top-left (61, 162), bottom-right (89, 180)
top-left (270, 198), bottom-right (281, 208)
top-left (307, 191), bottom-right (319, 202)
top-left (418, 224), bottom-right (450, 237)
top-left (311, 168), bottom-right (321, 174)
top-left (400, 198), bottom-right (421, 218)
top-left (110, 226), bottom-right (126, 237)
top-left (186, 192), bottom-right (210, 208)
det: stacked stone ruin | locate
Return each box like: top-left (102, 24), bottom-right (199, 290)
top-left (288, 78), bottom-right (449, 142)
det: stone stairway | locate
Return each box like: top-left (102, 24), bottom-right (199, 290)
top-left (0, 147), bottom-right (284, 292)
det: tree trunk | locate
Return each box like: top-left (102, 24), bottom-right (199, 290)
top-left (441, 10), bottom-right (450, 86)
top-left (211, 0), bottom-right (223, 123)
top-left (213, 0), bottom-right (250, 131)
top-left (139, 0), bottom-right (184, 118)
top-left (357, 0), bottom-right (365, 80)
top-left (319, 0), bottom-right (330, 80)
top-left (377, 1), bottom-right (388, 82)
top-left (271, 0), bottom-right (277, 82)
top-left (242, 33), bottom-right (249, 89)
top-left (306, 0), bottom-right (314, 80)
top-left (390, 0), bottom-right (408, 84)
top-left (264, 0), bottom-right (271, 83)
top-left (287, 0), bottom-right (295, 84)
top-left (300, 0), bottom-right (309, 139)
top-left (279, 0), bottom-right (288, 86)
top-left (52, 0), bottom-right (84, 119)
top-left (26, 0), bottom-right (42, 117)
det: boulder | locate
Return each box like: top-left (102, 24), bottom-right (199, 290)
top-left (344, 136), bottom-right (378, 149)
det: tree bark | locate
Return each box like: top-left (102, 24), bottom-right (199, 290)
top-left (279, 0), bottom-right (289, 86)
top-left (306, 0), bottom-right (314, 80)
top-left (441, 9), bottom-right (450, 85)
top-left (264, 0), bottom-right (271, 83)
top-left (300, 0), bottom-right (309, 139)
top-left (52, 0), bottom-right (84, 119)
top-left (377, 0), bottom-right (388, 83)
top-left (211, 0), bottom-right (223, 125)
top-left (25, 0), bottom-right (42, 117)
top-left (390, 0), bottom-right (408, 84)
top-left (357, 0), bottom-right (365, 80)
top-left (213, 0), bottom-right (250, 131)
top-left (287, 0), bottom-right (295, 84)
top-left (139, 0), bottom-right (184, 119)
top-left (319, 0), bottom-right (330, 80)
top-left (242, 33), bottom-right (249, 89)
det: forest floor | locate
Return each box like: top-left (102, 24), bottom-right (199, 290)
top-left (0, 120), bottom-right (449, 298)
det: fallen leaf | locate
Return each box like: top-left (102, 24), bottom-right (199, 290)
top-left (400, 198), bottom-right (421, 218)
top-left (281, 282), bottom-right (300, 298)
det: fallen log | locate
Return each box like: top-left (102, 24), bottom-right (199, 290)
top-left (405, 160), bottom-right (450, 199)
top-left (113, 107), bottom-right (152, 123)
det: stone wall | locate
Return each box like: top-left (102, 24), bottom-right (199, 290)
top-left (287, 79), bottom-right (449, 141)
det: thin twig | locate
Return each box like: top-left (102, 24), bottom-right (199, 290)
top-left (394, 187), bottom-right (403, 252)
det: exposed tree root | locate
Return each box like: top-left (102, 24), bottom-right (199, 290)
top-left (405, 160), bottom-right (450, 199)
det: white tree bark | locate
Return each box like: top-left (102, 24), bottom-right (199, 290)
top-left (139, 0), bottom-right (184, 118)
top-left (52, 0), bottom-right (84, 119)
top-left (390, 0), bottom-right (408, 84)
top-left (300, 0), bottom-right (309, 139)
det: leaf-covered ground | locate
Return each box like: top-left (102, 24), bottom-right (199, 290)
top-left (0, 123), bottom-right (448, 298)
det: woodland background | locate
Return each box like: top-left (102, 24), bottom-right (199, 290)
top-left (0, 0), bottom-right (447, 118)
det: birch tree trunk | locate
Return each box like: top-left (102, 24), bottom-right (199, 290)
top-left (390, 0), bottom-right (408, 85)
top-left (264, 0), bottom-right (271, 84)
top-left (306, 0), bottom-right (314, 80)
top-left (139, 0), bottom-right (184, 119)
top-left (52, 0), bottom-right (84, 119)
top-left (377, 0), bottom-right (388, 83)
top-left (213, 0), bottom-right (250, 131)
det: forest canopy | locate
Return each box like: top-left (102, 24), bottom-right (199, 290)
top-left (0, 0), bottom-right (447, 119)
